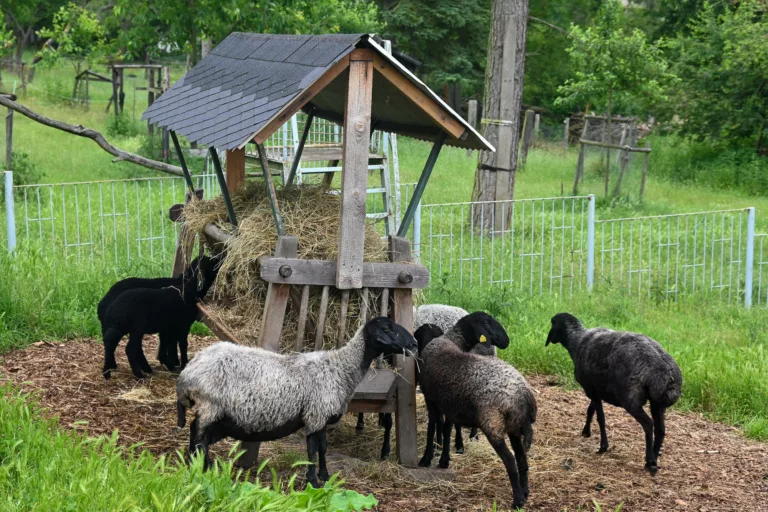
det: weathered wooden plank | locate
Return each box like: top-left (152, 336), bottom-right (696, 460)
top-left (225, 147), bottom-right (246, 192)
top-left (313, 285), bottom-right (330, 350)
top-left (347, 399), bottom-right (396, 414)
top-left (171, 189), bottom-right (204, 277)
top-left (337, 52), bottom-right (374, 290)
top-left (337, 290), bottom-right (350, 348)
top-left (260, 258), bottom-right (429, 289)
top-left (259, 236), bottom-right (298, 351)
top-left (573, 143), bottom-right (585, 196)
top-left (295, 284), bottom-right (310, 352)
top-left (197, 304), bottom-right (240, 343)
top-left (519, 109), bottom-right (536, 169)
top-left (640, 142), bottom-right (651, 201)
top-left (579, 139), bottom-right (652, 153)
top-left (253, 55), bottom-right (351, 145)
top-left (353, 369), bottom-right (398, 400)
top-left (388, 235), bottom-right (418, 467)
top-left (285, 109), bottom-right (315, 187)
top-left (372, 54), bottom-right (465, 140)
top-left (360, 287), bottom-right (369, 325)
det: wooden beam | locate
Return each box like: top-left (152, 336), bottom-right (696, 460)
top-left (170, 188), bottom-right (204, 277)
top-left (372, 54), bottom-right (465, 140)
top-left (225, 147), bottom-right (246, 192)
top-left (336, 51), bottom-right (374, 290)
top-left (579, 138), bottom-right (652, 153)
top-left (209, 147), bottom-right (238, 227)
top-left (260, 258), bottom-right (429, 289)
top-left (255, 142), bottom-right (285, 236)
top-left (197, 304), bottom-right (240, 342)
top-left (259, 236), bottom-right (298, 351)
top-left (389, 235), bottom-right (418, 467)
top-left (252, 55), bottom-right (351, 145)
top-left (314, 285), bottom-right (330, 350)
top-left (285, 109), bottom-right (315, 187)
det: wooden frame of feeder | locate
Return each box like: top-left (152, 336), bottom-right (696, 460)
top-left (156, 34), bottom-right (494, 467)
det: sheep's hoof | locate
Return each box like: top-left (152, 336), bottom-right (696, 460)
top-left (438, 458), bottom-right (450, 469)
top-left (418, 457), bottom-right (432, 468)
top-left (319, 470), bottom-right (330, 481)
top-left (380, 448), bottom-right (391, 460)
top-left (512, 498), bottom-right (527, 510)
top-left (306, 479), bottom-right (321, 489)
top-left (645, 462), bottom-right (658, 476)
top-left (581, 428), bottom-right (591, 438)
top-left (454, 446), bottom-right (465, 454)
top-left (102, 370), bottom-right (112, 380)
top-left (598, 443), bottom-right (609, 453)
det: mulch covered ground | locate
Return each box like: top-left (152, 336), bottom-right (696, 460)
top-left (1, 336), bottom-right (767, 511)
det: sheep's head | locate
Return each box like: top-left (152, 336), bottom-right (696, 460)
top-left (546, 312), bottom-right (580, 347)
top-left (455, 312), bottom-right (510, 350)
top-left (363, 317), bottom-right (418, 357)
top-left (414, 323), bottom-right (443, 355)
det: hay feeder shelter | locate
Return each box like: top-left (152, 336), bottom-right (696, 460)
top-left (143, 33), bottom-right (493, 466)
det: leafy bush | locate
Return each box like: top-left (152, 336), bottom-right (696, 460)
top-left (10, 151), bottom-right (44, 187)
top-left (106, 112), bottom-right (143, 138)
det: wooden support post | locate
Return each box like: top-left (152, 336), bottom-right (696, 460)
top-left (640, 142), bottom-right (650, 201)
top-left (614, 127), bottom-right (627, 167)
top-left (534, 113), bottom-right (540, 140)
top-left (259, 235), bottom-right (298, 351)
top-left (169, 131), bottom-right (196, 192)
top-left (118, 68), bottom-right (125, 114)
top-left (519, 109), bottom-right (536, 169)
top-left (611, 148), bottom-right (630, 204)
top-left (314, 286), bottom-right (330, 350)
top-left (161, 66), bottom-right (171, 161)
top-left (397, 132), bottom-right (445, 237)
top-left (563, 118), bottom-right (570, 153)
top-left (336, 49), bottom-right (374, 290)
top-left (5, 108), bottom-right (12, 171)
top-left (337, 290), bottom-right (350, 348)
top-left (286, 109), bottom-right (315, 187)
top-left (466, 99), bottom-right (478, 156)
top-left (295, 285), bottom-right (310, 352)
top-left (225, 147), bottom-right (246, 192)
top-left (148, 68), bottom-right (155, 137)
top-left (255, 142), bottom-right (285, 236)
top-left (573, 142), bottom-right (585, 196)
top-left (388, 235), bottom-right (418, 467)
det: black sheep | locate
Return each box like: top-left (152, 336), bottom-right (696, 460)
top-left (97, 255), bottom-right (216, 370)
top-left (546, 312), bottom-right (683, 475)
top-left (101, 258), bottom-right (218, 380)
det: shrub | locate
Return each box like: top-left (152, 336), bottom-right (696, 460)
top-left (106, 112), bottom-right (142, 138)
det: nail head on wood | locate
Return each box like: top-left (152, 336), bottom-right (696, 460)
top-left (279, 265), bottom-right (293, 278)
top-left (398, 271), bottom-right (413, 284)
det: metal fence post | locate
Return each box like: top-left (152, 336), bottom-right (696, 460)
top-left (587, 194), bottom-right (595, 291)
top-left (745, 207), bottom-right (755, 308)
top-left (413, 196), bottom-right (422, 263)
top-left (4, 171), bottom-right (16, 253)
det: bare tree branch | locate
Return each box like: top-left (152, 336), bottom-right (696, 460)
top-left (0, 96), bottom-right (184, 177)
top-left (528, 15), bottom-right (569, 36)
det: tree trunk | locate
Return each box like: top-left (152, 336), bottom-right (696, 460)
top-left (471, 0), bottom-right (528, 233)
top-left (604, 90), bottom-right (612, 197)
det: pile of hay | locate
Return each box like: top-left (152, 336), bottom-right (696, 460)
top-left (180, 182), bottom-right (389, 350)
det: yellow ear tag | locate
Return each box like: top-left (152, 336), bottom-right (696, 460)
top-left (479, 335), bottom-right (487, 343)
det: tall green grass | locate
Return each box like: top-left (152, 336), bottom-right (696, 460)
top-left (422, 282), bottom-right (768, 441)
top-left (0, 385), bottom-right (376, 511)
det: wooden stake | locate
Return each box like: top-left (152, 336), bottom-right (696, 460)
top-left (336, 49), bottom-right (374, 290)
top-left (295, 285), bottom-right (310, 352)
top-left (259, 236), bottom-right (298, 351)
top-left (314, 286), bottom-right (330, 350)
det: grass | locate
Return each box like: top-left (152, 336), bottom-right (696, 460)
top-left (0, 385), bottom-right (376, 511)
top-left (422, 282), bottom-right (768, 441)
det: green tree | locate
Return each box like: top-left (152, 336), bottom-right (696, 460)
top-left (381, 0), bottom-right (490, 100)
top-left (1, 0), bottom-right (66, 67)
top-left (556, 0), bottom-right (675, 195)
top-left (664, 0), bottom-right (768, 152)
top-left (37, 3), bottom-right (106, 75)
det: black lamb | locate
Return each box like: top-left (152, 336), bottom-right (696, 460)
top-left (101, 259), bottom-right (218, 380)
top-left (546, 312), bottom-right (683, 475)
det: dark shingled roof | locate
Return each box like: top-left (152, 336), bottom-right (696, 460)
top-left (143, 32), bottom-right (493, 152)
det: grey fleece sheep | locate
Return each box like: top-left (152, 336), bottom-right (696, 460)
top-left (175, 317), bottom-right (417, 488)
top-left (546, 313), bottom-right (683, 475)
top-left (418, 312), bottom-right (536, 510)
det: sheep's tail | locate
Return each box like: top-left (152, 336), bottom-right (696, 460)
top-left (649, 364), bottom-right (683, 408)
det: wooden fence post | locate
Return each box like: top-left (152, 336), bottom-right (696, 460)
top-left (519, 109), bottom-right (535, 169)
top-left (573, 142), bottom-right (584, 196)
top-left (5, 108), bottom-right (12, 170)
top-left (639, 142), bottom-right (650, 201)
top-left (533, 113), bottom-right (540, 140)
top-left (563, 118), bottom-right (570, 153)
top-left (466, 99), bottom-right (478, 156)
top-left (259, 235), bottom-right (299, 351)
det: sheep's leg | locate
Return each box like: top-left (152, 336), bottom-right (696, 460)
top-left (102, 328), bottom-right (122, 379)
top-left (582, 402), bottom-right (595, 437)
top-left (157, 331), bottom-right (178, 371)
top-left (235, 441), bottom-right (261, 469)
top-left (435, 412), bottom-right (445, 449)
top-left (179, 332), bottom-right (189, 369)
top-left (651, 401), bottom-right (666, 458)
top-left (418, 401), bottom-right (440, 467)
top-left (627, 404), bottom-right (657, 475)
top-left (454, 425), bottom-right (465, 454)
top-left (191, 417), bottom-right (213, 470)
top-left (509, 434), bottom-right (530, 500)
top-left (469, 427), bottom-right (479, 441)
top-left (593, 399), bottom-right (609, 453)
top-left (318, 429), bottom-right (330, 481)
top-left (305, 432), bottom-right (321, 488)
top-left (188, 415), bottom-right (199, 456)
top-left (355, 413), bottom-right (365, 433)
top-left (138, 343), bottom-right (153, 374)
top-left (438, 419), bottom-right (453, 469)
top-left (380, 413), bottom-right (392, 460)
top-left (488, 435), bottom-right (526, 509)
top-left (125, 331), bottom-right (149, 379)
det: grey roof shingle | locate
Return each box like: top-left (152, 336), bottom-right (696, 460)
top-left (142, 32), bottom-right (494, 152)
top-left (143, 33), bottom-right (362, 150)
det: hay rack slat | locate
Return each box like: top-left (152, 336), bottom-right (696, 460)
top-left (145, 33), bottom-right (494, 466)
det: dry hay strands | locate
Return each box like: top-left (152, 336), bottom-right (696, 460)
top-left (182, 183), bottom-right (389, 349)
